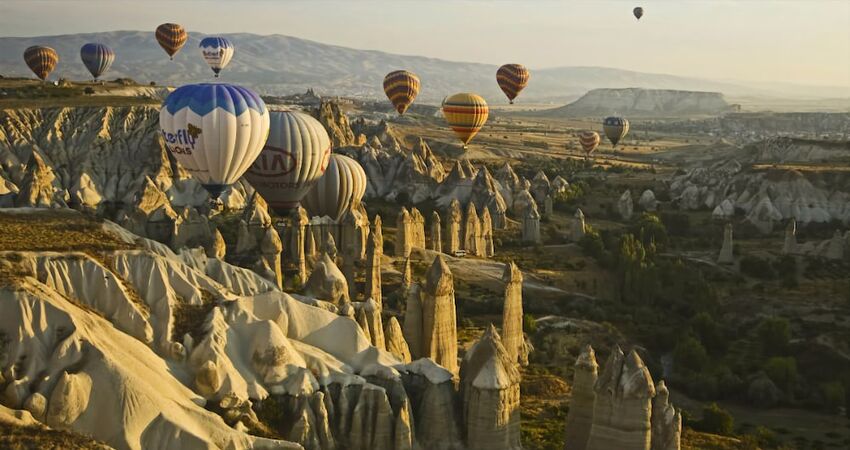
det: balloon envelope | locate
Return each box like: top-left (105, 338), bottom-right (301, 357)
top-left (442, 93), bottom-right (489, 148)
top-left (156, 23), bottom-right (188, 59)
top-left (633, 7), bottom-right (644, 19)
top-left (383, 70), bottom-right (420, 115)
top-left (603, 116), bottom-right (630, 146)
top-left (496, 64), bottom-right (530, 104)
top-left (159, 83), bottom-right (270, 198)
top-left (245, 110), bottom-right (332, 214)
top-left (302, 154), bottom-right (367, 221)
top-left (579, 131), bottom-right (601, 155)
top-left (199, 37), bottom-right (235, 77)
top-left (23, 46), bottom-right (58, 81)
top-left (80, 43), bottom-right (115, 80)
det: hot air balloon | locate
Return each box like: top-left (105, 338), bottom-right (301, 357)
top-left (80, 43), bottom-right (115, 81)
top-left (579, 131), bottom-right (600, 156)
top-left (301, 154), bottom-right (367, 221)
top-left (603, 116), bottom-right (630, 146)
top-left (633, 7), bottom-right (644, 20)
top-left (156, 23), bottom-right (188, 60)
top-left (441, 93), bottom-right (489, 149)
top-left (244, 110), bottom-right (332, 214)
top-left (23, 46), bottom-right (58, 81)
top-left (383, 70), bottom-right (420, 115)
top-left (496, 64), bottom-right (530, 104)
top-left (199, 37), bottom-right (235, 77)
top-left (159, 83), bottom-right (270, 199)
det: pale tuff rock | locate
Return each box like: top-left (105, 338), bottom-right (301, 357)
top-left (718, 223), bottom-right (734, 265)
top-left (0, 177), bottom-right (19, 207)
top-left (363, 298), bottom-right (386, 350)
top-left (340, 205), bottom-right (370, 261)
top-left (290, 206), bottom-right (310, 284)
top-left (70, 172), bottom-right (103, 209)
top-left (15, 150), bottom-right (67, 208)
top-left (522, 203), bottom-right (542, 244)
top-left (586, 347), bottom-right (656, 450)
top-left (711, 199), bottom-right (735, 220)
top-left (532, 170), bottom-right (551, 204)
top-left (552, 176), bottom-right (570, 194)
top-left (501, 262), bottom-right (528, 366)
top-left (395, 207), bottom-right (413, 257)
top-left (357, 306), bottom-right (373, 345)
top-left (305, 226), bottom-right (317, 260)
top-left (677, 185), bottom-right (701, 211)
top-left (400, 358), bottom-right (462, 449)
top-left (348, 384), bottom-right (395, 450)
top-left (401, 256), bottom-right (413, 292)
top-left (446, 199), bottom-right (463, 254)
top-left (782, 219), bottom-right (797, 254)
top-left (543, 195), bottom-right (554, 219)
top-left (495, 162), bottom-right (522, 209)
top-left (402, 283), bottom-right (423, 360)
top-left (513, 188), bottom-right (537, 217)
top-left (563, 345), bottom-right (599, 450)
top-left (421, 256), bottom-right (459, 375)
top-left (410, 207), bottom-right (427, 249)
top-left (236, 220), bottom-right (259, 254)
top-left (638, 190), bottom-right (658, 212)
top-left (242, 193), bottom-right (273, 229)
top-left (385, 317), bottom-right (412, 363)
top-left (314, 100), bottom-right (356, 147)
top-left (373, 215), bottom-right (384, 256)
top-left (826, 230), bottom-right (845, 260)
top-left (572, 208), bottom-right (587, 242)
top-left (208, 228), bottom-right (227, 259)
top-left (619, 190), bottom-right (634, 220)
top-left (471, 166), bottom-right (508, 229)
top-left (460, 325), bottom-right (522, 450)
top-left (745, 195), bottom-right (783, 234)
top-left (364, 233), bottom-right (383, 308)
top-left (323, 232), bottom-right (338, 262)
top-left (651, 381), bottom-right (682, 450)
top-left (260, 226), bottom-right (284, 289)
top-left (480, 207), bottom-right (495, 257)
top-left (342, 245), bottom-right (358, 301)
top-left (303, 253), bottom-right (350, 305)
top-left (463, 203), bottom-right (481, 256)
top-left (429, 211), bottom-right (443, 253)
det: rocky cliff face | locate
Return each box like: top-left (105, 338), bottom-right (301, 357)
top-left (543, 88), bottom-right (733, 118)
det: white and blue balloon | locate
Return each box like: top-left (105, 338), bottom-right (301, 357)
top-left (199, 36), bottom-right (234, 77)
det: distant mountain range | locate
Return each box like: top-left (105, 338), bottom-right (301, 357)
top-left (0, 30), bottom-right (847, 104)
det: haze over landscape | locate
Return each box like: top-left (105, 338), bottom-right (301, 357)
top-left (1, 2), bottom-right (849, 450)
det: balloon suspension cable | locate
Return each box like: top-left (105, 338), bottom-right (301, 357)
top-left (510, 100), bottom-right (514, 105)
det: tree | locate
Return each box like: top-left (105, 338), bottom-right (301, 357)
top-left (632, 212), bottom-right (668, 248)
top-left (699, 403), bottom-right (734, 435)
top-left (673, 335), bottom-right (709, 373)
top-left (757, 317), bottom-right (791, 356)
top-left (763, 357), bottom-right (798, 393)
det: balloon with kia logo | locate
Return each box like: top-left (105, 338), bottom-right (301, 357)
top-left (244, 110), bottom-right (332, 214)
top-left (159, 83), bottom-right (270, 199)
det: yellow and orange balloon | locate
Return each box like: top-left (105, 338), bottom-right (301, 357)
top-left (23, 46), bottom-right (58, 81)
top-left (383, 70), bottom-right (420, 115)
top-left (496, 64), bottom-right (530, 104)
top-left (156, 23), bottom-right (188, 60)
top-left (441, 93), bottom-right (489, 149)
top-left (579, 131), bottom-right (600, 156)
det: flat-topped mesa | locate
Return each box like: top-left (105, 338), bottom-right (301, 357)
top-left (460, 324), bottom-right (522, 450)
top-left (384, 316), bottom-right (412, 363)
top-left (446, 198), bottom-right (463, 254)
top-left (782, 218), bottom-right (797, 255)
top-left (429, 211), bottom-right (443, 253)
top-left (564, 345), bottom-right (599, 450)
top-left (364, 232), bottom-right (382, 308)
top-left (586, 347), bottom-right (656, 450)
top-left (651, 381), bottom-right (682, 450)
top-left (395, 207), bottom-right (413, 257)
top-left (464, 202), bottom-right (481, 256)
top-left (572, 208), bottom-right (586, 242)
top-left (501, 262), bottom-right (528, 366)
top-left (480, 207), bottom-right (495, 257)
top-left (718, 223), bottom-right (734, 264)
top-left (421, 255), bottom-right (458, 375)
top-left (522, 203), bottom-right (541, 244)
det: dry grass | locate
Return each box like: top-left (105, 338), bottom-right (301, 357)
top-left (0, 422), bottom-right (110, 450)
top-left (0, 211), bottom-right (133, 253)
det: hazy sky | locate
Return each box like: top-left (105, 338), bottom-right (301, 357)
top-left (1, 0), bottom-right (848, 87)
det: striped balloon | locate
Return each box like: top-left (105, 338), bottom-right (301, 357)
top-left (80, 43), bottom-right (115, 80)
top-left (199, 37), bottom-right (235, 77)
top-left (302, 154), bottom-right (367, 221)
top-left (579, 131), bottom-right (601, 156)
top-left (156, 23), bottom-right (188, 60)
top-left (441, 93), bottom-right (489, 149)
top-left (23, 46), bottom-right (58, 81)
top-left (245, 110), bottom-right (332, 214)
top-left (159, 83), bottom-right (270, 199)
top-left (603, 116), bottom-right (630, 146)
top-left (496, 64), bottom-right (530, 104)
top-left (383, 70), bottom-right (420, 115)
top-left (633, 7), bottom-right (644, 20)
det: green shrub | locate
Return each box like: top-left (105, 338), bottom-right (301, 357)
top-left (763, 357), bottom-right (798, 392)
top-left (757, 317), bottom-right (791, 356)
top-left (523, 313), bottom-right (538, 334)
top-left (818, 381), bottom-right (845, 412)
top-left (673, 335), bottom-right (709, 372)
top-left (698, 403), bottom-right (735, 435)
